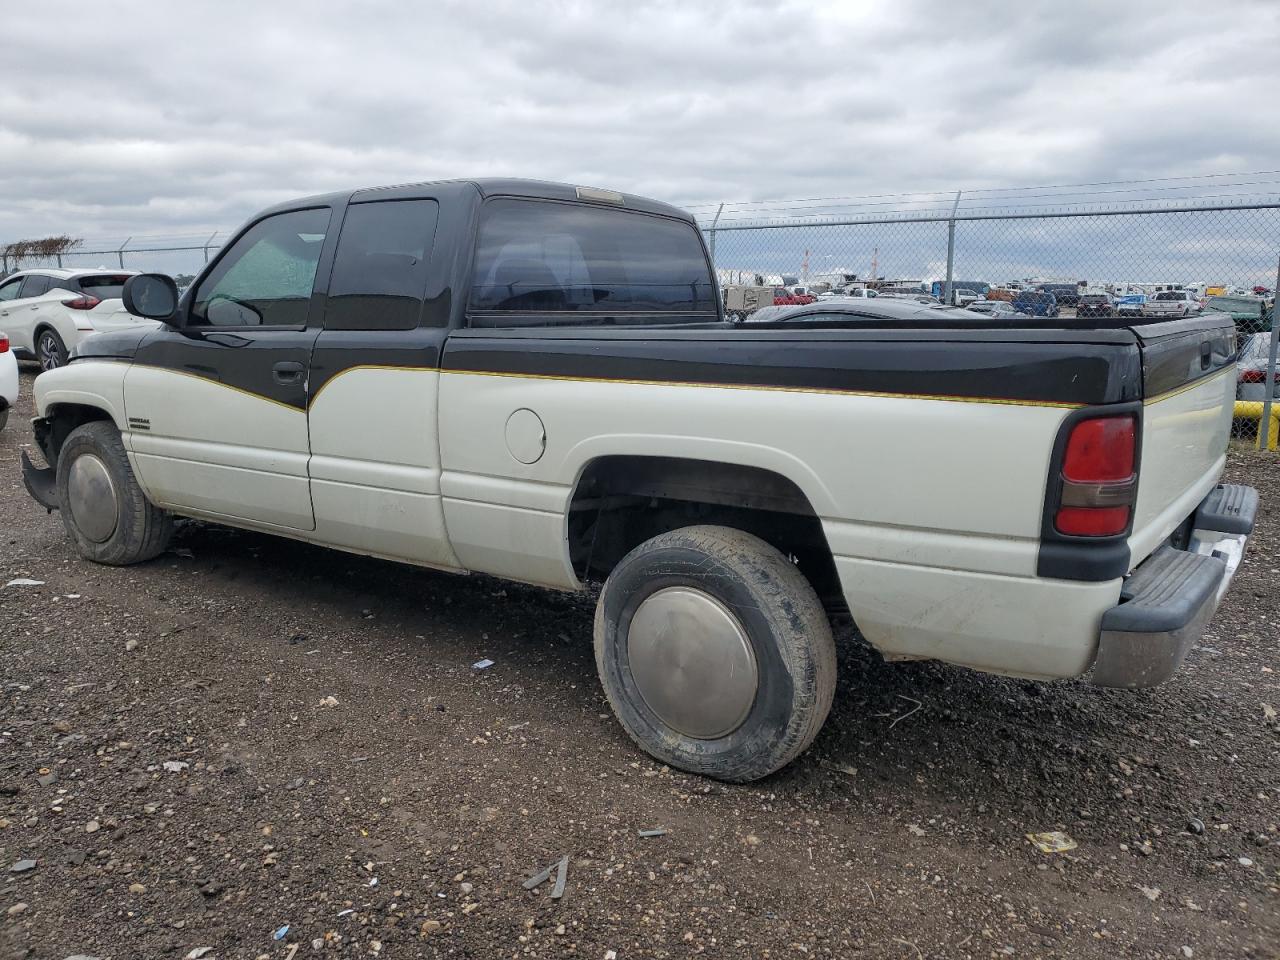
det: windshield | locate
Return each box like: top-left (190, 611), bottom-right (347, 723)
top-left (1155, 291), bottom-right (1183, 301)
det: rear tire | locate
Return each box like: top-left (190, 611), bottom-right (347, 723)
top-left (37, 328), bottom-right (68, 371)
top-left (594, 525), bottom-right (836, 782)
top-left (56, 420), bottom-right (173, 565)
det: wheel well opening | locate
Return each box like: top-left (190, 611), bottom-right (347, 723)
top-left (568, 455), bottom-right (845, 614)
top-left (38, 404), bottom-right (114, 468)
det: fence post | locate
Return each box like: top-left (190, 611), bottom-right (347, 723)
top-left (708, 203), bottom-right (724, 272)
top-left (1260, 254), bottom-right (1280, 451)
top-left (942, 190), bottom-right (961, 306)
top-left (56, 253), bottom-right (62, 267)
top-left (117, 237), bottom-right (131, 269)
top-left (203, 230), bottom-right (218, 263)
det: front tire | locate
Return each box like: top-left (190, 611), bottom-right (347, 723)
top-left (594, 525), bottom-right (836, 782)
top-left (56, 421), bottom-right (173, 565)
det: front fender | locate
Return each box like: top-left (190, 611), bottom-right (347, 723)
top-left (33, 360), bottom-right (130, 427)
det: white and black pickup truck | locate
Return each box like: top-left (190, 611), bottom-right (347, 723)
top-left (21, 179), bottom-right (1258, 781)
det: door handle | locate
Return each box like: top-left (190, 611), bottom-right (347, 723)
top-left (272, 361), bottom-right (305, 384)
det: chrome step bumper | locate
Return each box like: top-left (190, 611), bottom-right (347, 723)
top-left (1091, 483), bottom-right (1258, 689)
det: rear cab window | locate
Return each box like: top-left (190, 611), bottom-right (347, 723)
top-left (468, 198), bottom-right (717, 326)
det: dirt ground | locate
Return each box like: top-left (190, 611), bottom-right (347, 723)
top-left (1, 368), bottom-right (1277, 960)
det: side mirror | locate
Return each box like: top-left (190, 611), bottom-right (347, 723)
top-left (122, 273), bottom-right (179, 323)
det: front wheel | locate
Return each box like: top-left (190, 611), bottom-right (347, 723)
top-left (37, 329), bottom-right (69, 371)
top-left (56, 420), bottom-right (173, 565)
top-left (594, 525), bottom-right (836, 782)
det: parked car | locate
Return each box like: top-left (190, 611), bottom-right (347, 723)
top-left (1038, 283), bottom-right (1081, 307)
top-left (965, 299), bottom-right (1026, 319)
top-left (1236, 332), bottom-right (1280, 400)
top-left (0, 330), bottom-right (17, 432)
top-left (0, 269), bottom-right (151, 370)
top-left (925, 280), bottom-right (990, 304)
top-left (1012, 290), bottom-right (1059, 317)
top-left (773, 287), bottom-right (816, 306)
top-left (1205, 294), bottom-right (1271, 335)
top-left (20, 177), bottom-right (1256, 782)
top-left (1076, 293), bottom-right (1117, 319)
top-left (1143, 289), bottom-right (1203, 318)
top-left (1115, 293), bottom-right (1147, 317)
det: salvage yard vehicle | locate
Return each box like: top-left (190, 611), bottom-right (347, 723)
top-left (1143, 289), bottom-right (1203, 318)
top-left (21, 178), bottom-right (1258, 782)
top-left (0, 269), bottom-right (150, 370)
top-left (1076, 293), bottom-right (1117, 319)
top-left (0, 331), bottom-right (16, 431)
top-left (721, 284), bottom-right (776, 321)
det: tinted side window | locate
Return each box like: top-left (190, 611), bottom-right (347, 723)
top-left (191, 207), bottom-right (330, 327)
top-left (324, 199), bottom-right (439, 331)
top-left (20, 275), bottom-right (52, 297)
top-left (0, 277), bottom-right (25, 301)
top-left (470, 199), bottom-right (716, 325)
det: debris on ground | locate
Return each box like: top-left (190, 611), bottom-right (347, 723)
top-left (523, 854), bottom-right (569, 899)
top-left (472, 658), bottom-right (495, 670)
top-left (318, 695), bottom-right (340, 708)
top-left (5, 578), bottom-right (44, 587)
top-left (638, 828), bottom-right (668, 838)
top-left (1026, 831), bottom-right (1077, 854)
top-left (162, 761), bottom-right (189, 773)
top-left (273, 924), bottom-right (290, 940)
top-left (9, 859), bottom-right (36, 874)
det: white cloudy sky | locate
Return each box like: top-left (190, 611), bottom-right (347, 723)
top-left (1, 0), bottom-right (1279, 242)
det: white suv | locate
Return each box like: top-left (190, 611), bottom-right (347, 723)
top-left (0, 269), bottom-right (157, 370)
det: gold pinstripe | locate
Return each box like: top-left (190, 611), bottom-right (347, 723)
top-left (140, 360), bottom-right (1234, 412)
top-left (437, 367), bottom-right (1085, 409)
top-left (131, 366), bottom-right (304, 414)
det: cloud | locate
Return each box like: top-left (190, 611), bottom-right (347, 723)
top-left (1, 0), bottom-right (1277, 284)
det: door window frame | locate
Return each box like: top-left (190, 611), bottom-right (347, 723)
top-left (185, 205), bottom-right (335, 332)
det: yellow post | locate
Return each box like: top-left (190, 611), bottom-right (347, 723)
top-left (1233, 400), bottom-right (1280, 448)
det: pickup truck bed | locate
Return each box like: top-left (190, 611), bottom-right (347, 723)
top-left (21, 178), bottom-right (1257, 781)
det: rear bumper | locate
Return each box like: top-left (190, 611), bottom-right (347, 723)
top-left (1091, 483), bottom-right (1258, 688)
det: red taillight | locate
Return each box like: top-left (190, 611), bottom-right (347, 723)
top-left (62, 296), bottom-right (100, 310)
top-left (0, 333), bottom-right (8, 354)
top-left (1239, 369), bottom-right (1266, 383)
top-left (1054, 414), bottom-right (1137, 537)
top-left (1062, 416), bottom-right (1135, 482)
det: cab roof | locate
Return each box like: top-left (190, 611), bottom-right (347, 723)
top-left (258, 178), bottom-right (694, 223)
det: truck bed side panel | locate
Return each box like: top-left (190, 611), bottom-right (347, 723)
top-left (438, 329), bottom-right (1142, 676)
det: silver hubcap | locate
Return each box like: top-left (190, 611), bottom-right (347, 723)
top-left (67, 454), bottom-right (118, 543)
top-left (39, 335), bottom-right (61, 369)
top-left (627, 587), bottom-right (758, 740)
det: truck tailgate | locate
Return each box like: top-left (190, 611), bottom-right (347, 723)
top-left (1128, 314), bottom-right (1238, 568)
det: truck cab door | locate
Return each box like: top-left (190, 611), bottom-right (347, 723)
top-left (306, 196), bottom-right (463, 569)
top-left (124, 206), bottom-right (332, 531)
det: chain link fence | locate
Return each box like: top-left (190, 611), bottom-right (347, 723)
top-left (697, 196), bottom-right (1280, 446)
top-left (4, 186), bottom-right (1279, 445)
